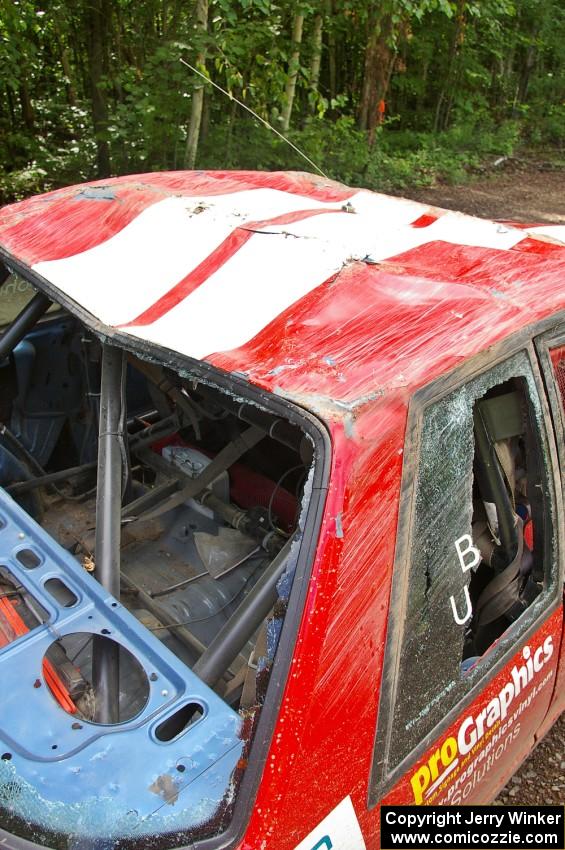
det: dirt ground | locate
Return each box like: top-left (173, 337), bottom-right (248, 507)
top-left (404, 165), bottom-right (565, 808)
top-left (401, 161), bottom-right (565, 225)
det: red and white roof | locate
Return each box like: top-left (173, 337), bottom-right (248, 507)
top-left (1, 171), bottom-right (564, 410)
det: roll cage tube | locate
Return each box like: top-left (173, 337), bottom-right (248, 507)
top-left (92, 344), bottom-right (127, 723)
top-left (90, 346), bottom-right (305, 700)
top-left (193, 535), bottom-right (296, 688)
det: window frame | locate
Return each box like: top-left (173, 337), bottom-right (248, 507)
top-left (0, 254), bottom-right (332, 850)
top-left (369, 336), bottom-right (564, 807)
top-left (535, 326), bottom-right (565, 493)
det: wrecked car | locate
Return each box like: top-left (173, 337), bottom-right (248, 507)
top-left (0, 170), bottom-right (564, 850)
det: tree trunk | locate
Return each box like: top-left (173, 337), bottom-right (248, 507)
top-left (281, 12), bottom-right (305, 132)
top-left (433, 0), bottom-right (466, 132)
top-left (225, 98), bottom-right (237, 166)
top-left (184, 0), bottom-right (208, 169)
top-left (310, 12), bottom-right (324, 98)
top-left (85, 0), bottom-right (111, 177)
top-left (6, 86), bottom-right (16, 125)
top-left (358, 8), bottom-right (377, 131)
top-left (326, 0), bottom-right (336, 101)
top-left (70, 15), bottom-right (87, 95)
top-left (201, 91), bottom-right (210, 143)
top-left (358, 11), bottom-right (393, 141)
top-left (53, 9), bottom-right (77, 106)
top-left (60, 43), bottom-right (77, 105)
top-left (416, 58), bottom-right (429, 120)
top-left (165, 0), bottom-right (183, 39)
top-left (112, 4), bottom-right (125, 103)
top-left (517, 42), bottom-right (537, 105)
top-left (18, 81), bottom-right (34, 131)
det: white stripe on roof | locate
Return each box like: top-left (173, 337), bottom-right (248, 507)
top-left (29, 186), bottom-right (531, 361)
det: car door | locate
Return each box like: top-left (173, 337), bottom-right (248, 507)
top-left (370, 341), bottom-right (564, 816)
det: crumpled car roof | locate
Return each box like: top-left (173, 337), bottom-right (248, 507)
top-left (1, 170), bottom-right (564, 414)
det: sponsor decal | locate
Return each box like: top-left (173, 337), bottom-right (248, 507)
top-left (293, 796), bottom-right (366, 850)
top-left (409, 635), bottom-right (554, 805)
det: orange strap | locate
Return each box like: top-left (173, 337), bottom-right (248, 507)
top-left (0, 596), bottom-right (77, 714)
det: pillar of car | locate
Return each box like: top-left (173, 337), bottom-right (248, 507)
top-left (92, 343), bottom-right (127, 724)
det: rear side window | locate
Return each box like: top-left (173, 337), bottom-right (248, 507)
top-left (372, 350), bottom-right (558, 791)
top-left (0, 274), bottom-right (60, 326)
top-left (0, 275), bottom-right (35, 325)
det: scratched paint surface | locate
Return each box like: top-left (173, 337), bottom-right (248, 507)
top-left (1, 170), bottom-right (565, 418)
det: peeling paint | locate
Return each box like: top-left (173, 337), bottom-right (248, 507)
top-left (267, 363), bottom-right (300, 377)
top-left (335, 513), bottom-right (344, 539)
top-left (76, 186), bottom-right (117, 201)
top-left (148, 774), bottom-right (180, 805)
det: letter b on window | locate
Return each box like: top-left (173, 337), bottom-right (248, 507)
top-left (454, 534), bottom-right (481, 573)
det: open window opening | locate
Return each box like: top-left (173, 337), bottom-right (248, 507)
top-left (464, 378), bottom-right (544, 664)
top-left (42, 632), bottom-right (151, 723)
top-left (0, 280), bottom-right (319, 846)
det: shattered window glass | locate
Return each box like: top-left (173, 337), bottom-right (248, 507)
top-left (549, 345), bottom-right (565, 412)
top-left (386, 351), bottom-right (557, 769)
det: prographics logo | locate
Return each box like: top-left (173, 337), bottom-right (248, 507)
top-left (409, 636), bottom-right (553, 804)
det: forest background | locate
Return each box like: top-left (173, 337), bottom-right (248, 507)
top-left (0, 0), bottom-right (563, 203)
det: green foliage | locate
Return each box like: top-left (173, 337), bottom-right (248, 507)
top-left (0, 0), bottom-right (563, 202)
top-left (195, 111), bottom-right (524, 192)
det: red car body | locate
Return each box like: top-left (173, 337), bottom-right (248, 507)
top-left (0, 171), bottom-right (563, 850)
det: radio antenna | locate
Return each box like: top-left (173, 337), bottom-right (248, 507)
top-left (180, 58), bottom-right (329, 179)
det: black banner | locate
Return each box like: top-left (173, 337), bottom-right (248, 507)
top-left (381, 805), bottom-right (564, 849)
